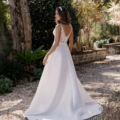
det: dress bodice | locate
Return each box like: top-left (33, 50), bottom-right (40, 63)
top-left (53, 23), bottom-right (72, 44)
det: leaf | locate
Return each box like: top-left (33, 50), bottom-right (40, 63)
top-left (25, 49), bottom-right (31, 59)
top-left (32, 45), bottom-right (44, 54)
top-left (16, 51), bottom-right (26, 60)
top-left (29, 54), bottom-right (38, 63)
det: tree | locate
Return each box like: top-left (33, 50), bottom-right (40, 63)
top-left (8, 0), bottom-right (32, 53)
top-left (73, 0), bottom-right (102, 50)
top-left (106, 1), bottom-right (120, 35)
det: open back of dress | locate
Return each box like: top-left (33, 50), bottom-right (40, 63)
top-left (23, 23), bottom-right (103, 120)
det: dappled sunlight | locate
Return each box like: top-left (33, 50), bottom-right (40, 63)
top-left (0, 80), bottom-right (40, 120)
top-left (101, 72), bottom-right (120, 77)
top-left (0, 99), bottom-right (23, 111)
top-left (0, 111), bottom-right (24, 120)
top-left (76, 55), bottom-right (120, 109)
top-left (0, 56), bottom-right (120, 120)
top-left (106, 55), bottom-right (120, 59)
top-left (113, 77), bottom-right (120, 80)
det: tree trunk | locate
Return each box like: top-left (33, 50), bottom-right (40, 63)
top-left (76, 36), bottom-right (79, 51)
top-left (85, 16), bottom-right (89, 50)
top-left (8, 0), bottom-right (32, 53)
top-left (101, 24), bottom-right (103, 33)
top-left (95, 21), bottom-right (96, 33)
top-left (86, 31), bottom-right (90, 50)
top-left (119, 25), bottom-right (120, 36)
top-left (3, 21), bottom-right (10, 37)
top-left (79, 29), bottom-right (82, 51)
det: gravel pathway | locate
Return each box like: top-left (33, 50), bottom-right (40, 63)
top-left (0, 55), bottom-right (120, 120)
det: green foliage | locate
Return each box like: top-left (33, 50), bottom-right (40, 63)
top-left (12, 45), bottom-right (48, 65)
top-left (82, 39), bottom-right (86, 46)
top-left (0, 60), bottom-right (29, 86)
top-left (33, 68), bottom-right (43, 80)
top-left (91, 22), bottom-right (118, 41)
top-left (0, 75), bottom-right (13, 94)
top-left (91, 36), bottom-right (97, 42)
top-left (102, 23), bottom-right (118, 37)
top-left (36, 60), bottom-right (44, 69)
top-left (98, 40), bottom-right (107, 48)
top-left (28, 0), bottom-right (80, 50)
top-left (99, 32), bottom-right (113, 40)
top-left (0, 1), bottom-right (9, 35)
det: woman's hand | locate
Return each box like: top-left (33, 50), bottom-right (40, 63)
top-left (43, 56), bottom-right (48, 65)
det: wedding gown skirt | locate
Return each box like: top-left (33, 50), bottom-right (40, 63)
top-left (23, 41), bottom-right (103, 120)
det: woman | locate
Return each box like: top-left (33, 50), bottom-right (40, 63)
top-left (23, 6), bottom-right (103, 120)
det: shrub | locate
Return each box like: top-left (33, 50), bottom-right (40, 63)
top-left (98, 40), bottom-right (107, 48)
top-left (33, 68), bottom-right (43, 80)
top-left (12, 45), bottom-right (48, 64)
top-left (91, 36), bottom-right (97, 42)
top-left (12, 45), bottom-right (48, 72)
top-left (0, 60), bottom-right (29, 86)
top-left (99, 33), bottom-right (113, 40)
top-left (0, 75), bottom-right (13, 94)
top-left (93, 39), bottom-right (110, 48)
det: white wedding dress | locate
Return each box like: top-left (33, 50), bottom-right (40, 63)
top-left (23, 23), bottom-right (103, 120)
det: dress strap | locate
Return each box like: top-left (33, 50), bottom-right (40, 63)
top-left (59, 24), bottom-right (63, 31)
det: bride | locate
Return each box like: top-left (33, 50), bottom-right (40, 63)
top-left (23, 6), bottom-right (103, 120)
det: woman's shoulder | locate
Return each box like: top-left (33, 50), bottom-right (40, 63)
top-left (54, 24), bottom-right (61, 33)
top-left (55, 23), bottom-right (72, 29)
top-left (56, 23), bottom-right (61, 26)
top-left (55, 24), bottom-right (61, 29)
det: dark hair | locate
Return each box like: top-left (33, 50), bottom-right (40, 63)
top-left (55, 6), bottom-right (71, 25)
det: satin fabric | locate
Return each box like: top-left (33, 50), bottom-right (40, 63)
top-left (23, 24), bottom-right (103, 120)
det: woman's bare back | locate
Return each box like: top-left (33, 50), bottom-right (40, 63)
top-left (60, 24), bottom-right (72, 37)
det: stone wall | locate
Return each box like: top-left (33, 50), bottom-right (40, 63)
top-left (71, 48), bottom-right (107, 65)
top-left (102, 42), bottom-right (120, 55)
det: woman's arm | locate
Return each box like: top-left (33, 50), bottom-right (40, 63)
top-left (44, 24), bottom-right (61, 59)
top-left (68, 27), bottom-right (74, 53)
